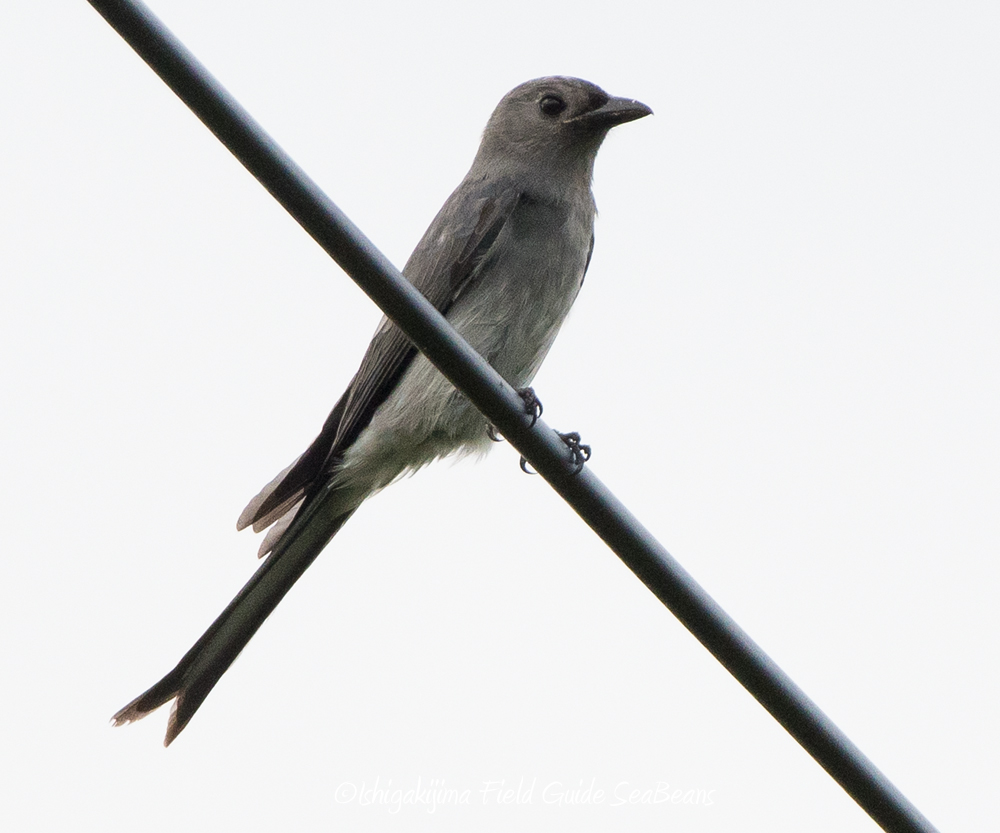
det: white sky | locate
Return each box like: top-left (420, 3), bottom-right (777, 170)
top-left (2, 1), bottom-right (997, 831)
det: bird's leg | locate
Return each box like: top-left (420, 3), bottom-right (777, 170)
top-left (519, 430), bottom-right (591, 476)
top-left (487, 387), bottom-right (543, 441)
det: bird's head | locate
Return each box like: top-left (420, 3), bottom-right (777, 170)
top-left (474, 76), bottom-right (652, 184)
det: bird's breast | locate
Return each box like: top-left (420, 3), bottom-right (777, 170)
top-left (448, 193), bottom-right (594, 387)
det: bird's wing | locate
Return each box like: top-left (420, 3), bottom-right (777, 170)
top-left (581, 232), bottom-right (595, 287)
top-left (331, 185), bottom-right (518, 452)
top-left (238, 183), bottom-right (521, 531)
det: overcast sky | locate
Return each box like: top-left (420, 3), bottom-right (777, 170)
top-left (2, 2), bottom-right (998, 831)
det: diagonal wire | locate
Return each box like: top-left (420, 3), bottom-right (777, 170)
top-left (85, 2), bottom-right (939, 831)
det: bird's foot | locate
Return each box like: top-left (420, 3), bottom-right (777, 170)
top-left (518, 387), bottom-right (543, 425)
top-left (519, 430), bottom-right (591, 476)
top-left (487, 387), bottom-right (543, 441)
top-left (558, 431), bottom-right (592, 474)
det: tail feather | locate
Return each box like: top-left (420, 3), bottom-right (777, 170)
top-left (113, 489), bottom-right (357, 746)
top-left (256, 502), bottom-right (302, 558)
top-left (236, 456), bottom-right (302, 532)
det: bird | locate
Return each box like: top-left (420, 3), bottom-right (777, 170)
top-left (112, 76), bottom-right (651, 745)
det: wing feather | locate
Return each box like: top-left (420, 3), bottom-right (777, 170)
top-left (240, 182), bottom-right (521, 530)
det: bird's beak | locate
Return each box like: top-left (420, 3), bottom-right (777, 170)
top-left (574, 95), bottom-right (653, 128)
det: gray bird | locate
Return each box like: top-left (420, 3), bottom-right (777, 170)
top-left (113, 76), bottom-right (651, 745)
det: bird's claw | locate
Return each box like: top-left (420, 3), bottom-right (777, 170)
top-left (519, 430), bottom-right (591, 476)
top-left (487, 387), bottom-right (543, 442)
top-left (518, 387), bottom-right (543, 426)
top-left (557, 431), bottom-right (591, 474)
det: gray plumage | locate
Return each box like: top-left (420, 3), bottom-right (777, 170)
top-left (112, 76), bottom-right (651, 745)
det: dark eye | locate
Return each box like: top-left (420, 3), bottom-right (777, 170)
top-left (539, 94), bottom-right (567, 116)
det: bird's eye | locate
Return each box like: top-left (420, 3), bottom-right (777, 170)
top-left (539, 95), bottom-right (567, 116)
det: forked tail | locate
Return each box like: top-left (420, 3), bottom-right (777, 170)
top-left (113, 493), bottom-right (356, 745)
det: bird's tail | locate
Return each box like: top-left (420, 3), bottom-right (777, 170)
top-left (112, 487), bottom-right (356, 746)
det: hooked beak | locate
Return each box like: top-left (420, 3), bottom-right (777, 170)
top-left (574, 95), bottom-right (653, 128)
